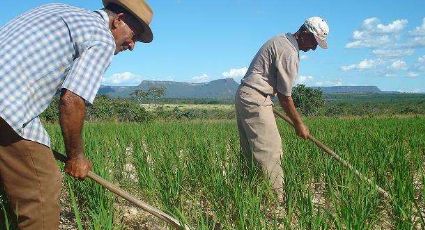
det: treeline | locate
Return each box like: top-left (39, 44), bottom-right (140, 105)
top-left (322, 93), bottom-right (425, 116)
top-left (40, 86), bottom-right (425, 123)
top-left (42, 96), bottom-right (152, 123)
top-left (41, 96), bottom-right (235, 122)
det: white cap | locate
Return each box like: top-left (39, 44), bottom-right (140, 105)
top-left (304, 16), bottom-right (329, 49)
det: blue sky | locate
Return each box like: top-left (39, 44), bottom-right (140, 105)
top-left (1, 1), bottom-right (425, 92)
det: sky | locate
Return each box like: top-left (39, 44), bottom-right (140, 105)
top-left (1, 1), bottom-right (425, 93)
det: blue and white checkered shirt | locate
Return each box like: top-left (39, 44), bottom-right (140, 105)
top-left (0, 3), bottom-right (116, 147)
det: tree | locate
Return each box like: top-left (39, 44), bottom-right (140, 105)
top-left (131, 86), bottom-right (166, 104)
top-left (131, 89), bottom-right (149, 103)
top-left (291, 84), bottom-right (325, 116)
top-left (147, 86), bottom-right (166, 104)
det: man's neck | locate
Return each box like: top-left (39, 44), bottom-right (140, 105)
top-left (293, 32), bottom-right (300, 46)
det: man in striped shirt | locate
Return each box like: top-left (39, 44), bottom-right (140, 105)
top-left (0, 1), bottom-right (153, 229)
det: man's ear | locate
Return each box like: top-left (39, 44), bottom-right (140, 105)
top-left (112, 13), bottom-right (125, 29)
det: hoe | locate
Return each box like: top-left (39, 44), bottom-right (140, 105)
top-left (272, 108), bottom-right (391, 199)
top-left (273, 108), bottom-right (425, 226)
top-left (53, 150), bottom-right (190, 230)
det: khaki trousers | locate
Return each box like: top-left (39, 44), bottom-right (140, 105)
top-left (235, 85), bottom-right (284, 197)
top-left (0, 118), bottom-right (61, 230)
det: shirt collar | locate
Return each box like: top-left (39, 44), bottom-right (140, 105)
top-left (285, 33), bottom-right (299, 52)
top-left (94, 10), bottom-right (110, 28)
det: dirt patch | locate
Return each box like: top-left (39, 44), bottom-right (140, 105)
top-left (59, 173), bottom-right (78, 230)
top-left (114, 199), bottom-right (167, 230)
top-left (412, 164), bottom-right (425, 229)
top-left (309, 179), bottom-right (327, 211)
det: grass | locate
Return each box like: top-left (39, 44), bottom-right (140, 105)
top-left (68, 181), bottom-right (84, 230)
top-left (1, 203), bottom-right (10, 230)
top-left (1, 115), bottom-right (424, 229)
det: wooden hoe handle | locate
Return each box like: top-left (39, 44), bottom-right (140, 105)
top-left (53, 150), bottom-right (190, 230)
top-left (272, 108), bottom-right (391, 199)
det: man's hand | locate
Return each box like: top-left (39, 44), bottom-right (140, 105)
top-left (65, 155), bottom-right (92, 179)
top-left (294, 123), bottom-right (310, 139)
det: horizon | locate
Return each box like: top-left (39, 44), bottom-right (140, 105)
top-left (1, 0), bottom-right (424, 93)
top-left (101, 78), bottom-right (422, 93)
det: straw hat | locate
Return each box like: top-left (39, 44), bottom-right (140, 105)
top-left (103, 0), bottom-right (154, 43)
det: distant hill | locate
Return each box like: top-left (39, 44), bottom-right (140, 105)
top-left (99, 78), bottom-right (239, 99)
top-left (98, 78), bottom-right (400, 99)
top-left (98, 85), bottom-right (137, 98)
top-left (137, 78), bottom-right (239, 99)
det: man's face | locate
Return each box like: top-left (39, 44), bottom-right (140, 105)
top-left (299, 31), bottom-right (318, 52)
top-left (111, 13), bottom-right (143, 55)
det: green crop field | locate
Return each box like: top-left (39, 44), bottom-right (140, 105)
top-left (1, 116), bottom-right (425, 229)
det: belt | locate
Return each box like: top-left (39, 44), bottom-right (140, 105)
top-left (240, 83), bottom-right (271, 98)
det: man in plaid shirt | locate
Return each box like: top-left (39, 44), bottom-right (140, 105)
top-left (0, 0), bottom-right (154, 229)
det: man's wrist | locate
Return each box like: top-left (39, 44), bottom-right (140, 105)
top-left (66, 152), bottom-right (85, 160)
top-left (293, 120), bottom-right (304, 126)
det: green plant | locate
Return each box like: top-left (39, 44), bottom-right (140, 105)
top-left (292, 84), bottom-right (325, 116)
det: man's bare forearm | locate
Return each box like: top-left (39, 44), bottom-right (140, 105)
top-left (277, 93), bottom-right (310, 139)
top-left (59, 89), bottom-right (86, 159)
top-left (277, 93), bottom-right (303, 125)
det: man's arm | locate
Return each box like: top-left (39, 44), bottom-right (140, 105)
top-left (277, 92), bottom-right (310, 139)
top-left (59, 89), bottom-right (92, 179)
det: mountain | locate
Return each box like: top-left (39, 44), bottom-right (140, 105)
top-left (98, 79), bottom-right (397, 99)
top-left (98, 85), bottom-right (137, 98)
top-left (137, 78), bottom-right (239, 99)
top-left (99, 78), bottom-right (239, 99)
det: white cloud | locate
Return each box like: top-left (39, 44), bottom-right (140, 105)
top-left (314, 79), bottom-right (343, 87)
top-left (372, 49), bottom-right (414, 58)
top-left (353, 30), bottom-right (367, 40)
top-left (360, 17), bottom-right (407, 34)
top-left (102, 72), bottom-right (143, 86)
top-left (377, 19), bottom-right (408, 33)
top-left (407, 18), bottom-right (425, 48)
top-left (330, 79), bottom-right (343, 86)
top-left (390, 60), bottom-right (407, 70)
top-left (415, 55), bottom-right (425, 71)
top-left (346, 36), bottom-right (390, 48)
top-left (300, 55), bottom-right (308, 60)
top-left (407, 72), bottom-right (419, 78)
top-left (341, 59), bottom-right (379, 71)
top-left (341, 64), bottom-right (356, 71)
top-left (419, 55), bottom-right (425, 64)
top-left (346, 18), bottom-right (407, 49)
top-left (410, 18), bottom-right (425, 36)
top-left (345, 18), bottom-right (425, 81)
top-left (295, 75), bottom-right (313, 84)
top-left (191, 73), bottom-right (209, 83)
top-left (362, 17), bottom-right (379, 30)
top-left (358, 59), bottom-right (378, 69)
top-left (410, 36), bottom-right (425, 47)
top-left (222, 67), bottom-right (248, 78)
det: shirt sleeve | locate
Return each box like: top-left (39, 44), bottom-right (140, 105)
top-left (62, 40), bottom-right (115, 104)
top-left (275, 51), bottom-right (299, 96)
